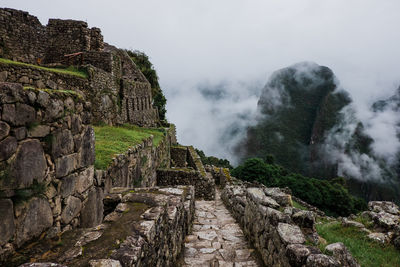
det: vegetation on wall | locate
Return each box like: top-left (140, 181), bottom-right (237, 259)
top-left (195, 148), bottom-right (233, 169)
top-left (126, 50), bottom-right (167, 121)
top-left (231, 157), bottom-right (367, 216)
top-left (93, 124), bottom-right (165, 170)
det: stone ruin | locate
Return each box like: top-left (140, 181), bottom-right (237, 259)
top-left (0, 8), bottom-right (158, 127)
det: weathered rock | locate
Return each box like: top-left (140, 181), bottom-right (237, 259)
top-left (367, 232), bottom-right (388, 244)
top-left (0, 71), bottom-right (8, 82)
top-left (15, 103), bottom-right (36, 126)
top-left (51, 128), bottom-right (74, 158)
top-left (12, 139), bottom-right (47, 188)
top-left (292, 210), bottom-right (315, 229)
top-left (0, 121), bottom-right (10, 140)
top-left (247, 187), bottom-right (280, 209)
top-left (28, 125), bottom-right (50, 138)
top-left (75, 166), bottom-right (94, 194)
top-left (325, 242), bottom-right (360, 267)
top-left (264, 187), bottom-right (292, 206)
top-left (0, 136), bottom-right (17, 161)
top-left (368, 201), bottom-right (400, 215)
top-left (61, 196), bottom-right (82, 224)
top-left (277, 223), bottom-right (306, 244)
top-left (37, 91), bottom-right (50, 107)
top-left (80, 187), bottom-right (104, 227)
top-left (45, 99), bottom-right (64, 121)
top-left (286, 244), bottom-right (312, 266)
top-left (12, 127), bottom-right (27, 140)
top-left (306, 254), bottom-right (341, 267)
top-left (342, 218), bottom-right (365, 228)
top-left (19, 263), bottom-right (67, 267)
top-left (1, 104), bottom-right (15, 124)
top-left (60, 172), bottom-right (77, 198)
top-left (55, 153), bottom-right (77, 178)
top-left (89, 259), bottom-right (122, 267)
top-left (393, 236), bottom-right (400, 249)
top-left (75, 230), bottom-right (103, 246)
top-left (373, 211), bottom-right (399, 230)
top-left (15, 197), bottom-right (53, 246)
top-left (0, 199), bottom-right (14, 246)
top-left (79, 126), bottom-right (95, 168)
top-left (71, 114), bottom-right (82, 135)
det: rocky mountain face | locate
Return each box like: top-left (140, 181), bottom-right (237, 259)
top-left (238, 62), bottom-right (400, 202)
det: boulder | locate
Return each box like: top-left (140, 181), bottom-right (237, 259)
top-left (368, 201), bottom-right (400, 215)
top-left (286, 244), bottom-right (312, 266)
top-left (12, 127), bottom-right (27, 140)
top-left (0, 136), bottom-right (17, 161)
top-left (15, 197), bottom-right (53, 246)
top-left (0, 199), bottom-right (15, 246)
top-left (342, 218), bottom-right (365, 228)
top-left (89, 259), bottom-right (122, 267)
top-left (264, 187), bottom-right (292, 206)
top-left (19, 263), bottom-right (67, 267)
top-left (292, 210), bottom-right (315, 229)
top-left (12, 139), bottom-right (47, 188)
top-left (0, 121), bottom-right (10, 140)
top-left (37, 91), bottom-right (50, 107)
top-left (45, 99), bottom-right (64, 121)
top-left (325, 242), bottom-right (360, 267)
top-left (306, 254), bottom-right (341, 267)
top-left (277, 223), bottom-right (306, 244)
top-left (1, 104), bottom-right (15, 124)
top-left (61, 196), bottom-right (82, 224)
top-left (367, 232), bottom-right (388, 244)
top-left (80, 187), bottom-right (104, 228)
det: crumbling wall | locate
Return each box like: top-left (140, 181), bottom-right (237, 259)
top-left (221, 183), bottom-right (359, 266)
top-left (0, 82), bottom-right (103, 260)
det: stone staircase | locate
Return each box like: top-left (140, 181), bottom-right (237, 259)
top-left (182, 190), bottom-right (260, 267)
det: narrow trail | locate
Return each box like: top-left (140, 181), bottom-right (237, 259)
top-left (182, 190), bottom-right (260, 267)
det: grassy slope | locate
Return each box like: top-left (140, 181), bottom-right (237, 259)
top-left (316, 221), bottom-right (400, 267)
top-left (0, 58), bottom-right (88, 78)
top-left (94, 124), bottom-right (165, 170)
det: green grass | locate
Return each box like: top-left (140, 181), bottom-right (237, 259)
top-left (292, 200), bottom-right (307, 210)
top-left (316, 221), bottom-right (400, 267)
top-left (0, 58), bottom-right (88, 78)
top-left (93, 124), bottom-right (165, 170)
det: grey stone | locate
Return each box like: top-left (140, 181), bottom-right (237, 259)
top-left (79, 126), bottom-right (95, 168)
top-left (71, 114), bottom-right (82, 135)
top-left (286, 244), bottom-right (312, 266)
top-left (35, 79), bottom-right (46, 89)
top-left (12, 139), bottom-right (47, 188)
top-left (277, 223), bottom-right (306, 244)
top-left (51, 128), bottom-right (74, 158)
top-left (46, 80), bottom-right (58, 89)
top-left (306, 254), bottom-right (341, 267)
top-left (61, 196), bottom-right (82, 224)
top-left (64, 97), bottom-right (75, 111)
top-left (55, 153), bottom-right (77, 178)
top-left (80, 187), bottom-right (104, 227)
top-left (115, 203), bottom-right (130, 213)
top-left (15, 103), bottom-right (36, 126)
top-left (15, 198), bottom-right (53, 246)
top-left (342, 218), bottom-right (365, 228)
top-left (2, 104), bottom-right (15, 124)
top-left (61, 246), bottom-right (82, 262)
top-left (45, 99), bottom-right (64, 121)
top-left (19, 263), bottom-right (67, 267)
top-left (0, 71), bottom-right (8, 82)
top-left (374, 211), bottom-right (399, 229)
top-left (19, 76), bottom-right (30, 84)
top-left (89, 259), bottom-right (122, 267)
top-left (292, 210), bottom-right (315, 229)
top-left (27, 91), bottom-right (37, 104)
top-left (264, 187), bottom-right (292, 206)
top-left (247, 187), bottom-right (280, 209)
top-left (367, 232), bottom-right (388, 244)
top-left (37, 91), bottom-right (50, 107)
top-left (0, 199), bottom-right (14, 246)
top-left (0, 136), bottom-right (17, 161)
top-left (75, 230), bottom-right (103, 247)
top-left (75, 166), bottom-right (94, 194)
top-left (60, 173), bottom-right (78, 198)
top-left (368, 201), bottom-right (400, 215)
top-left (28, 125), bottom-right (50, 138)
top-left (325, 242), bottom-right (360, 267)
top-left (12, 127), bottom-right (27, 140)
top-left (0, 121), bottom-right (10, 140)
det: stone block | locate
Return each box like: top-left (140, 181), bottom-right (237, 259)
top-left (45, 99), bottom-right (64, 121)
top-left (79, 126), bottom-right (95, 168)
top-left (55, 153), bottom-right (78, 178)
top-left (12, 139), bottom-right (47, 188)
top-left (37, 91), bottom-right (50, 107)
top-left (2, 103), bottom-right (15, 124)
top-left (12, 127), bottom-right (27, 140)
top-left (61, 196), bottom-right (82, 224)
top-left (75, 166), bottom-right (94, 194)
top-left (0, 136), bottom-right (17, 161)
top-left (15, 103), bottom-right (36, 126)
top-left (277, 223), bottom-right (305, 245)
top-left (325, 242), bottom-right (360, 267)
top-left (89, 259), bottom-right (122, 267)
top-left (28, 125), bottom-right (50, 138)
top-left (0, 199), bottom-right (15, 246)
top-left (80, 187), bottom-right (104, 228)
top-left (0, 121), bottom-right (10, 140)
top-left (306, 254), bottom-right (341, 267)
top-left (15, 197), bottom-right (53, 246)
top-left (51, 128), bottom-right (74, 158)
top-left (60, 173), bottom-right (77, 198)
top-left (247, 187), bottom-right (280, 209)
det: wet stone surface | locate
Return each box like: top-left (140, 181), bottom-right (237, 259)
top-left (182, 190), bottom-right (260, 267)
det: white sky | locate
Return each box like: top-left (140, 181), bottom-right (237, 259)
top-left (2, 0), bottom-right (400, 160)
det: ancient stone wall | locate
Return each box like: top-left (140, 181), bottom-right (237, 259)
top-left (97, 126), bottom-right (176, 193)
top-left (0, 8), bottom-right (46, 64)
top-left (221, 183), bottom-right (359, 266)
top-left (0, 82), bottom-right (103, 260)
top-left (171, 145), bottom-right (188, 167)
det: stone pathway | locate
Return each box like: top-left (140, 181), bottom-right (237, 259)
top-left (183, 190), bottom-right (260, 267)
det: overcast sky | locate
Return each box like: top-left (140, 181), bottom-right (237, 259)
top-left (2, 0), bottom-right (400, 161)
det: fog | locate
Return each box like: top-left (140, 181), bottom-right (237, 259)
top-left (3, 0), bottom-right (400, 167)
